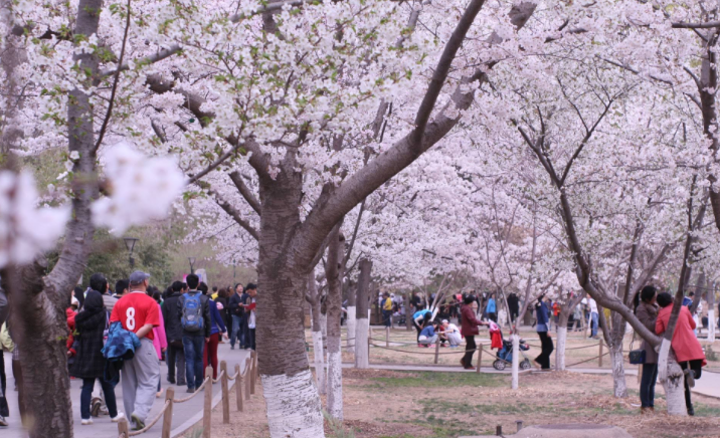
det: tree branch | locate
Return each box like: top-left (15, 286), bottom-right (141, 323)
top-left (672, 21), bottom-right (720, 29)
top-left (208, 187), bottom-right (259, 240)
top-left (229, 170), bottom-right (261, 215)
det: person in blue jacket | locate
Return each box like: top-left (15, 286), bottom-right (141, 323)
top-left (413, 309), bottom-right (433, 342)
top-left (200, 283), bottom-right (227, 380)
top-left (486, 293), bottom-right (497, 322)
top-left (418, 321), bottom-right (440, 347)
top-left (534, 295), bottom-right (554, 370)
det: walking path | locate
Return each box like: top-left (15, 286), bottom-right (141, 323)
top-left (1, 343), bottom-right (251, 438)
top-left (327, 363), bottom-right (720, 399)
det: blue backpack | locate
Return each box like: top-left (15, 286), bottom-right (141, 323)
top-left (181, 293), bottom-right (203, 333)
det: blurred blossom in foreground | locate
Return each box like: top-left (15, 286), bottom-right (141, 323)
top-left (92, 141), bottom-right (186, 235)
top-left (0, 170), bottom-right (70, 267)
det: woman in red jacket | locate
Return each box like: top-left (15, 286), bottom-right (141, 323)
top-left (655, 292), bottom-right (706, 416)
top-left (460, 295), bottom-right (488, 370)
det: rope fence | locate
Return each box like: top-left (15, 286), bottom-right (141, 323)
top-left (116, 351), bottom-right (259, 438)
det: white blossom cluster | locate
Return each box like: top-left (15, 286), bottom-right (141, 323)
top-left (92, 142), bottom-right (185, 235)
top-left (0, 171), bottom-right (69, 267)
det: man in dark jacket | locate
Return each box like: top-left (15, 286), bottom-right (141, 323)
top-left (228, 284), bottom-right (246, 350)
top-left (507, 293), bottom-right (519, 323)
top-left (177, 274), bottom-right (211, 393)
top-left (162, 281), bottom-right (186, 386)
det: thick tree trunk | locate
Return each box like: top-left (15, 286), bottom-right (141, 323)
top-left (325, 225), bottom-right (344, 420)
top-left (555, 326), bottom-right (567, 372)
top-left (308, 276), bottom-right (326, 395)
top-left (404, 293), bottom-right (413, 330)
top-left (609, 341), bottom-right (626, 398)
top-left (354, 259), bottom-right (372, 369)
top-left (257, 161), bottom-right (325, 438)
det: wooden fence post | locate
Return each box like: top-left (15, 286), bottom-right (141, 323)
top-left (203, 366), bottom-right (213, 438)
top-left (598, 340), bottom-right (604, 368)
top-left (117, 417), bottom-right (130, 438)
top-left (220, 361), bottom-right (230, 424)
top-left (385, 326), bottom-right (389, 347)
top-left (235, 364), bottom-right (244, 412)
top-left (250, 352), bottom-right (257, 395)
top-left (434, 340), bottom-right (440, 364)
top-left (245, 358), bottom-right (252, 400)
top-left (255, 351), bottom-right (260, 380)
top-left (476, 344), bottom-right (483, 374)
top-left (162, 387), bottom-right (175, 438)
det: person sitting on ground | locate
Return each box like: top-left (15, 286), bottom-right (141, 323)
top-left (655, 292), bottom-right (706, 416)
top-left (440, 319), bottom-right (462, 347)
top-left (418, 321), bottom-right (439, 347)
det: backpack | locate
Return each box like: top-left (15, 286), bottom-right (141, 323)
top-left (181, 293), bottom-right (203, 333)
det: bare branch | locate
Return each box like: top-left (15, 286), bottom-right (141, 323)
top-left (229, 170), bottom-right (261, 215)
top-left (208, 187), bottom-right (259, 240)
top-left (672, 21), bottom-right (720, 29)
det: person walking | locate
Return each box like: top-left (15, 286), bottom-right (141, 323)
top-left (655, 292), bottom-right (707, 416)
top-left (201, 283), bottom-right (227, 379)
top-left (588, 297), bottom-right (599, 339)
top-left (460, 295), bottom-right (487, 370)
top-left (534, 295), bottom-right (554, 370)
top-left (382, 292), bottom-right (393, 328)
top-left (635, 285), bottom-right (659, 414)
top-left (228, 284), bottom-right (246, 350)
top-left (110, 271), bottom-right (161, 430)
top-left (507, 292), bottom-right (519, 324)
top-left (162, 281), bottom-right (186, 386)
top-left (485, 293), bottom-right (497, 322)
top-left (177, 274), bottom-right (211, 393)
top-left (245, 284), bottom-right (258, 350)
top-left (71, 281), bottom-right (124, 425)
top-left (215, 288), bottom-right (231, 340)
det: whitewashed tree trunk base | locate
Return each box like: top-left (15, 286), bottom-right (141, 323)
top-left (657, 338), bottom-right (687, 415)
top-left (320, 313), bottom-right (328, 346)
top-left (311, 330), bottom-right (326, 395)
top-left (355, 318), bottom-right (369, 369)
top-left (511, 334), bottom-right (519, 390)
top-left (610, 342), bottom-right (627, 398)
top-left (263, 370), bottom-right (326, 438)
top-left (346, 306), bottom-right (356, 354)
top-left (708, 309), bottom-right (716, 343)
top-left (555, 327), bottom-right (567, 371)
top-left (327, 351), bottom-right (343, 420)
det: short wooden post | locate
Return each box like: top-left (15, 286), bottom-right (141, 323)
top-left (245, 358), bottom-right (251, 400)
top-left (434, 340), bottom-right (440, 364)
top-left (235, 364), bottom-right (244, 412)
top-left (255, 351), bottom-right (260, 380)
top-left (203, 366), bottom-right (213, 438)
top-left (598, 340), bottom-right (604, 368)
top-left (117, 417), bottom-right (130, 437)
top-left (250, 353), bottom-right (257, 395)
top-left (162, 387), bottom-right (175, 438)
top-left (476, 343), bottom-right (483, 373)
top-left (385, 326), bottom-right (390, 347)
top-left (220, 361), bottom-right (230, 424)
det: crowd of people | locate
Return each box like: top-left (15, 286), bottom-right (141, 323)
top-left (0, 270), bottom-right (257, 430)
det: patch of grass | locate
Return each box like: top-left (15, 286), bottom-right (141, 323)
top-left (693, 403), bottom-right (720, 417)
top-left (370, 371), bottom-right (507, 389)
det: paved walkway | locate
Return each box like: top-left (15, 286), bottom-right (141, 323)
top-left (2, 343), bottom-right (251, 438)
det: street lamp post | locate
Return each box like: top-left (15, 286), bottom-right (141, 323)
top-left (188, 257), bottom-right (196, 274)
top-left (123, 237), bottom-right (139, 269)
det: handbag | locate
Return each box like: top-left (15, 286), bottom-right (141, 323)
top-left (629, 348), bottom-right (646, 365)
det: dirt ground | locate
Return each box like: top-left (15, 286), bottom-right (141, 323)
top-left (193, 367), bottom-right (720, 438)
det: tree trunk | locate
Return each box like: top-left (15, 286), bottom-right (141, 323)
top-left (659, 340), bottom-right (687, 415)
top-left (555, 326), bottom-right (567, 372)
top-left (708, 284), bottom-right (716, 342)
top-left (346, 284), bottom-right (356, 355)
top-left (325, 224), bottom-right (344, 420)
top-left (308, 276), bottom-right (326, 395)
top-left (404, 293), bottom-right (413, 330)
top-left (257, 163), bottom-right (325, 438)
top-left (355, 259), bottom-right (372, 369)
top-left (609, 341), bottom-right (626, 398)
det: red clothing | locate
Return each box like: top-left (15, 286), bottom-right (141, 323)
top-left (110, 292), bottom-right (160, 341)
top-left (66, 308), bottom-right (77, 356)
top-left (461, 305), bottom-right (482, 337)
top-left (655, 305), bottom-right (706, 365)
top-left (203, 333), bottom-right (220, 379)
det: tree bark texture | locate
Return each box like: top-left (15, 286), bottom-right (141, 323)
top-left (256, 156), bottom-right (324, 437)
top-left (308, 275), bottom-right (326, 395)
top-left (658, 340), bottom-right (687, 416)
top-left (511, 334), bottom-right (519, 390)
top-left (355, 259), bottom-right (372, 369)
top-left (325, 224), bottom-right (344, 420)
top-left (555, 326), bottom-right (567, 372)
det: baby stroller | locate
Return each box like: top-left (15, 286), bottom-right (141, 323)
top-left (488, 322), bottom-right (531, 371)
top-left (493, 338), bottom-right (531, 371)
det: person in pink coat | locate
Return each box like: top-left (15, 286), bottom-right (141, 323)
top-left (655, 292), bottom-right (706, 416)
top-left (151, 299), bottom-right (167, 397)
